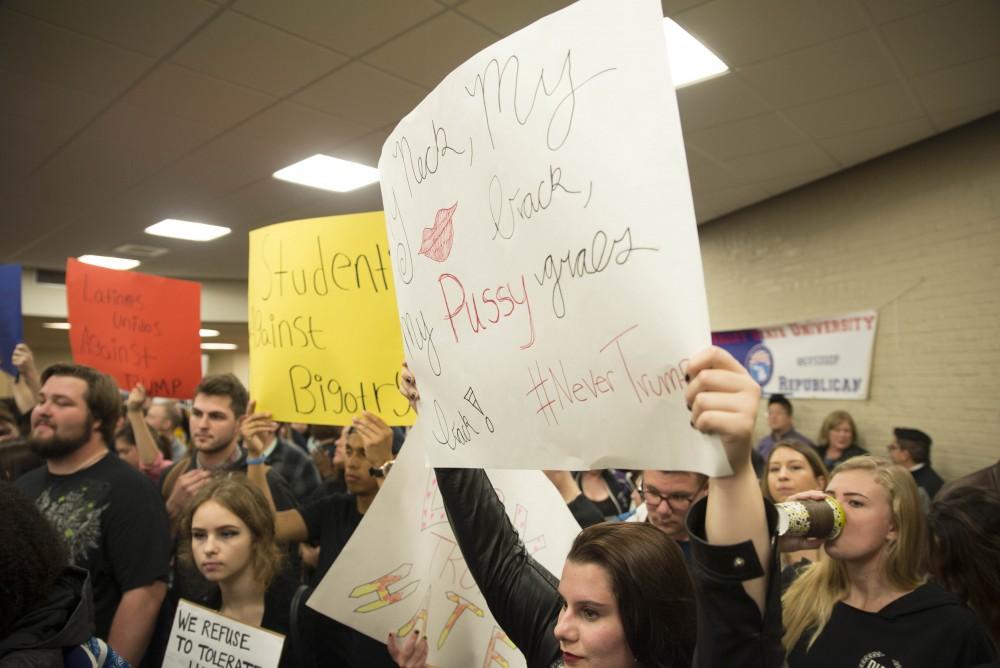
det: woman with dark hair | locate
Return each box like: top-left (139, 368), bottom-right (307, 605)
top-left (178, 476), bottom-right (297, 667)
top-left (0, 482), bottom-right (129, 666)
top-left (815, 410), bottom-right (867, 470)
top-left (929, 486), bottom-right (1000, 649)
top-left (399, 348), bottom-right (779, 667)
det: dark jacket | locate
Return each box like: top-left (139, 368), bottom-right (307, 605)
top-left (0, 567), bottom-right (93, 668)
top-left (434, 467), bottom-right (783, 668)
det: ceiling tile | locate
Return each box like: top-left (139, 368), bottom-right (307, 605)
top-left (858, 0), bottom-right (954, 25)
top-left (158, 133), bottom-right (294, 202)
top-left (0, 8), bottom-right (154, 99)
top-left (725, 142), bottom-right (837, 184)
top-left (122, 63), bottom-right (276, 131)
top-left (231, 102), bottom-right (370, 159)
top-left (458, 0), bottom-right (574, 36)
top-left (686, 113), bottom-right (807, 161)
top-left (674, 0), bottom-right (864, 67)
top-left (232, 0), bottom-right (442, 56)
top-left (677, 74), bottom-right (772, 132)
top-left (911, 55), bottom-right (1000, 115)
top-left (818, 117), bottom-right (935, 167)
top-left (685, 147), bottom-right (740, 193)
top-left (293, 62), bottom-right (428, 130)
top-left (362, 11), bottom-right (497, 88)
top-left (755, 165), bottom-right (840, 196)
top-left (737, 31), bottom-right (897, 108)
top-left (335, 129), bottom-right (394, 168)
top-left (693, 183), bottom-right (770, 221)
top-left (0, 68), bottom-right (107, 141)
top-left (208, 179), bottom-right (325, 227)
top-left (879, 0), bottom-right (1000, 76)
top-left (5, 0), bottom-right (219, 59)
top-left (170, 10), bottom-right (348, 96)
top-left (930, 104), bottom-right (1000, 132)
top-left (662, 0), bottom-right (711, 16)
top-left (0, 114), bottom-right (67, 183)
top-left (784, 81), bottom-right (925, 140)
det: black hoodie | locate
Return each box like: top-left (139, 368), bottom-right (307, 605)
top-left (788, 580), bottom-right (997, 667)
top-left (0, 567), bottom-right (93, 668)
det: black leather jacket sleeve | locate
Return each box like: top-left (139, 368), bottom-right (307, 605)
top-left (687, 497), bottom-right (786, 668)
top-left (434, 468), bottom-right (563, 668)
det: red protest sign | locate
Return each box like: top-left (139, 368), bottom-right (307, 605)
top-left (66, 258), bottom-right (202, 398)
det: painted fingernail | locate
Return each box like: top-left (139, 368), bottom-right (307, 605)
top-left (686, 403), bottom-right (692, 411)
top-left (690, 420), bottom-right (695, 428)
top-left (414, 630), bottom-right (420, 637)
top-left (684, 374), bottom-right (690, 382)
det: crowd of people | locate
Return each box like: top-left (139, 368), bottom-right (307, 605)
top-left (1, 340), bottom-right (998, 667)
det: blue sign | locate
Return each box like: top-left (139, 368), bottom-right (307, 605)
top-left (0, 264), bottom-right (23, 377)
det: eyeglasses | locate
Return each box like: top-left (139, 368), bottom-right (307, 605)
top-left (638, 486), bottom-right (701, 510)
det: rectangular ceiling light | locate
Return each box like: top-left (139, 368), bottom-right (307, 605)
top-left (78, 255), bottom-right (140, 270)
top-left (273, 154), bottom-right (380, 193)
top-left (42, 322), bottom-right (72, 330)
top-left (664, 18), bottom-right (729, 88)
top-left (199, 328), bottom-right (220, 337)
top-left (201, 342), bottom-right (237, 351)
top-left (146, 219), bottom-right (231, 242)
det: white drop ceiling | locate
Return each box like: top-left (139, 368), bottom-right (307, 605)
top-left (2, 0), bottom-right (999, 280)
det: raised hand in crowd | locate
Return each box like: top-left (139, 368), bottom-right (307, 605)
top-left (124, 383), bottom-right (162, 468)
top-left (241, 399), bottom-right (278, 460)
top-left (684, 346), bottom-right (770, 612)
top-left (10, 342), bottom-right (41, 414)
top-left (388, 629), bottom-right (431, 668)
top-left (352, 410), bottom-right (393, 479)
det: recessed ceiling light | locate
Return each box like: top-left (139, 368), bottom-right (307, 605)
top-left (78, 255), bottom-right (140, 270)
top-left (199, 329), bottom-right (220, 337)
top-left (145, 219), bottom-right (231, 242)
top-left (201, 342), bottom-right (237, 351)
top-left (42, 322), bottom-right (71, 330)
top-left (273, 154), bottom-right (380, 193)
top-left (664, 18), bottom-right (729, 88)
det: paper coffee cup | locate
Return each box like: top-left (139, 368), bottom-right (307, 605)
top-left (776, 497), bottom-right (846, 540)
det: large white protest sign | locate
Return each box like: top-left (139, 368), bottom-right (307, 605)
top-left (164, 599), bottom-right (284, 668)
top-left (713, 310), bottom-right (879, 400)
top-left (380, 0), bottom-right (727, 472)
top-left (308, 436), bottom-right (579, 668)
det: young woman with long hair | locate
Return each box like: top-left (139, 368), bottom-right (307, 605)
top-left (178, 476), bottom-right (297, 667)
top-left (777, 456), bottom-right (995, 666)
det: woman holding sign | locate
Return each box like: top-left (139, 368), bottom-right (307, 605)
top-left (399, 349), bottom-right (781, 667)
top-left (178, 476), bottom-right (297, 667)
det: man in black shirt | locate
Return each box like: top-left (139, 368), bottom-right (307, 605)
top-left (15, 363), bottom-right (170, 666)
top-left (244, 406), bottom-right (397, 668)
top-left (888, 427), bottom-right (945, 503)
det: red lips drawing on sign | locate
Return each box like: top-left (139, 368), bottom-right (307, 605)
top-left (418, 202), bottom-right (458, 263)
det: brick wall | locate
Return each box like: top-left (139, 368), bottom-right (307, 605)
top-left (700, 113), bottom-right (1000, 480)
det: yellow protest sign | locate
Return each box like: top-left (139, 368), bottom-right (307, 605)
top-left (248, 212), bottom-right (414, 425)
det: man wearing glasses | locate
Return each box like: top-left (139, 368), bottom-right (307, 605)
top-left (630, 469), bottom-right (708, 562)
